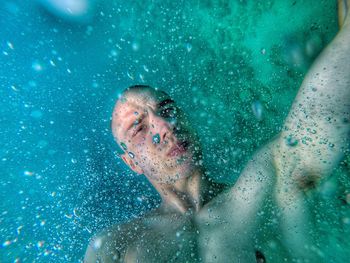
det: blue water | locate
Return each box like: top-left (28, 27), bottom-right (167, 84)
top-left (0, 0), bottom-right (339, 262)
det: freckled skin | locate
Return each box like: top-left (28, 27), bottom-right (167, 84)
top-left (85, 5), bottom-right (350, 263)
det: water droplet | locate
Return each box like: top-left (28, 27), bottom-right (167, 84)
top-left (127, 71), bottom-right (134, 80)
top-left (64, 214), bottom-right (73, 219)
top-left (2, 240), bottom-right (11, 247)
top-left (32, 61), bottom-right (43, 72)
top-left (132, 41), bottom-right (139, 51)
top-left (16, 226), bottom-right (23, 235)
top-left (128, 152), bottom-right (135, 159)
top-left (251, 101), bottom-right (263, 121)
top-left (10, 85), bottom-right (19, 92)
top-left (36, 241), bottom-right (44, 248)
top-left (92, 82), bottom-right (99, 88)
top-left (24, 171), bottom-right (34, 176)
top-left (285, 135), bottom-right (298, 147)
top-left (152, 133), bottom-right (160, 144)
top-left (120, 142), bottom-right (127, 151)
top-left (73, 208), bottom-right (80, 217)
top-left (6, 41), bottom-right (14, 49)
top-left (307, 128), bottom-right (317, 134)
top-left (185, 43), bottom-right (192, 52)
top-left (110, 49), bottom-right (118, 57)
top-left (143, 65), bottom-right (149, 72)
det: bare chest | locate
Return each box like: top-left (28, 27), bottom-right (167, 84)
top-left (124, 215), bottom-right (201, 263)
top-left (123, 191), bottom-right (350, 263)
top-left (124, 212), bottom-right (267, 263)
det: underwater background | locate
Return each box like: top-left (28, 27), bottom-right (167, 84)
top-left (0, 0), bottom-right (345, 262)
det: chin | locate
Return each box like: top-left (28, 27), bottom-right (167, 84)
top-left (150, 162), bottom-right (196, 184)
top-left (170, 161), bottom-right (198, 182)
top-left (146, 152), bottom-right (199, 184)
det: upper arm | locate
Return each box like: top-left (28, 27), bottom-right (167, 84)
top-left (275, 30), bottom-right (350, 185)
top-left (278, 100), bottom-right (347, 173)
top-left (275, 95), bottom-right (348, 188)
top-left (228, 143), bottom-right (276, 216)
top-left (221, 143), bottom-right (276, 236)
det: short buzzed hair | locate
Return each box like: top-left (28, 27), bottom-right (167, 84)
top-left (124, 84), bottom-right (153, 93)
top-left (122, 85), bottom-right (170, 99)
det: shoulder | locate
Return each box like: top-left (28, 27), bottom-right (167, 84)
top-left (83, 218), bottom-right (146, 263)
top-left (83, 208), bottom-right (167, 263)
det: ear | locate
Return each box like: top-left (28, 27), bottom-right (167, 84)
top-left (120, 153), bottom-right (144, 175)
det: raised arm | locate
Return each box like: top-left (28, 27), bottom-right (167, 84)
top-left (274, 6), bottom-right (350, 188)
top-left (269, 3), bottom-right (350, 261)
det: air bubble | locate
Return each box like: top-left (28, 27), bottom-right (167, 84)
top-left (185, 43), bottom-right (192, 52)
top-left (285, 135), bottom-right (298, 147)
top-left (32, 61), bottom-right (43, 72)
top-left (120, 142), bottom-right (127, 151)
top-left (251, 100), bottom-right (263, 121)
top-left (152, 133), bottom-right (160, 144)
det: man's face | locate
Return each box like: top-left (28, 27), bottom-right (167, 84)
top-left (112, 89), bottom-right (201, 184)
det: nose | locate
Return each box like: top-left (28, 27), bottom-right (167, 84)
top-left (148, 111), bottom-right (173, 143)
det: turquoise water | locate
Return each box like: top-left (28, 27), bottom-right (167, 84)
top-left (0, 0), bottom-right (342, 262)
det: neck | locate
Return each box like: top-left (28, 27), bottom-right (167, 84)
top-left (148, 168), bottom-right (224, 215)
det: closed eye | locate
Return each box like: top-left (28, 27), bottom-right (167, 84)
top-left (132, 122), bottom-right (146, 137)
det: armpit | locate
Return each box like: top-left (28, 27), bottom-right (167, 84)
top-left (295, 171), bottom-right (321, 190)
top-left (272, 137), bottom-right (323, 191)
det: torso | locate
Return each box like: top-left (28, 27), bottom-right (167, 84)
top-left (92, 147), bottom-right (350, 263)
top-left (124, 211), bottom-right (200, 262)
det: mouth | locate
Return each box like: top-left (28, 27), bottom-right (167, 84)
top-left (167, 141), bottom-right (189, 157)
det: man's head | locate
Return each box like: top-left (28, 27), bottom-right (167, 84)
top-left (111, 85), bottom-right (202, 184)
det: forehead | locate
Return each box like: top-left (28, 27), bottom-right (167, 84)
top-left (116, 89), bottom-right (171, 115)
top-left (111, 89), bottom-right (172, 138)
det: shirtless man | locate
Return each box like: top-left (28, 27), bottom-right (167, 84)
top-left (84, 1), bottom-right (350, 262)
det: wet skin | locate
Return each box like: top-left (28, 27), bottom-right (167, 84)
top-left (85, 9), bottom-right (350, 263)
top-left (86, 88), bottom-right (350, 262)
top-left (112, 89), bottom-right (202, 184)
